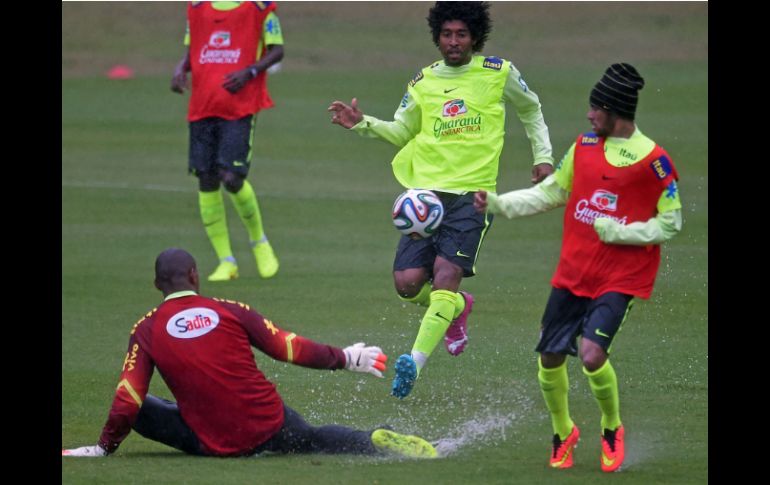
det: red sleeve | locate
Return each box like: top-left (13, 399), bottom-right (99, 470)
top-left (222, 300), bottom-right (346, 370)
top-left (98, 320), bottom-right (154, 453)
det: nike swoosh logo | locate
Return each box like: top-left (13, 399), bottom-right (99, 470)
top-left (602, 451), bottom-right (615, 466)
top-left (356, 354), bottom-right (361, 366)
top-left (214, 18), bottom-right (226, 23)
top-left (456, 250), bottom-right (470, 258)
top-left (233, 161), bottom-right (245, 167)
top-left (551, 447), bottom-right (572, 467)
top-left (595, 328), bottom-right (610, 338)
top-left (601, 175), bottom-right (615, 180)
top-left (436, 312), bottom-right (451, 323)
top-left (444, 87), bottom-right (458, 93)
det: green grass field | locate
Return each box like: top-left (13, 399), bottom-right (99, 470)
top-left (62, 2), bottom-right (708, 483)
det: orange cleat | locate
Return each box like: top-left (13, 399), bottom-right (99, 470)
top-left (550, 425), bottom-right (580, 469)
top-left (600, 425), bottom-right (625, 472)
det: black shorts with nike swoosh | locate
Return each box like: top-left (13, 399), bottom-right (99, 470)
top-left (535, 288), bottom-right (634, 356)
top-left (393, 191), bottom-right (493, 277)
top-left (189, 114), bottom-right (255, 178)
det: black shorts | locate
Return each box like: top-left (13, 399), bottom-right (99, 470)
top-left (535, 288), bottom-right (634, 356)
top-left (188, 114), bottom-right (256, 178)
top-left (393, 191), bottom-right (493, 277)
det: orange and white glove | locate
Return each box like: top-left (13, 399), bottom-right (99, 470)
top-left (343, 343), bottom-right (387, 378)
top-left (62, 444), bottom-right (108, 457)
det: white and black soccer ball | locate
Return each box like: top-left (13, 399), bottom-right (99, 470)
top-left (391, 189), bottom-right (444, 238)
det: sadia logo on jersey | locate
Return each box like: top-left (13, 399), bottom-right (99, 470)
top-left (166, 308), bottom-right (220, 339)
top-left (442, 99), bottom-right (467, 117)
top-left (589, 190), bottom-right (618, 211)
top-left (209, 31), bottom-right (231, 48)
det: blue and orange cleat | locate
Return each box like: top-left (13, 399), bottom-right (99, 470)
top-left (391, 354), bottom-right (417, 399)
top-left (600, 425), bottom-right (625, 472)
top-left (550, 425), bottom-right (580, 469)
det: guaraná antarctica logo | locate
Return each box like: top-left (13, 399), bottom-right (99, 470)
top-left (434, 99), bottom-right (482, 139)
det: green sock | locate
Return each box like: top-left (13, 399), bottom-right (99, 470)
top-left (198, 190), bottom-right (233, 261)
top-left (584, 360), bottom-right (621, 431)
top-left (411, 289), bottom-right (458, 369)
top-left (538, 358), bottom-right (574, 440)
top-left (228, 180), bottom-right (265, 244)
top-left (398, 282), bottom-right (432, 307)
top-left (452, 291), bottom-right (466, 319)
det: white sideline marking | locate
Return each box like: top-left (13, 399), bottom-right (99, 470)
top-left (62, 180), bottom-right (189, 193)
top-left (62, 180), bottom-right (392, 202)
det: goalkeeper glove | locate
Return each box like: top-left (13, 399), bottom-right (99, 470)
top-left (343, 342), bottom-right (387, 378)
top-left (62, 444), bottom-right (108, 457)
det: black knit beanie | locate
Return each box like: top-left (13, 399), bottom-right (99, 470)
top-left (589, 63), bottom-right (645, 120)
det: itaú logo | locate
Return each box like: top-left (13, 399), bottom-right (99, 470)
top-left (166, 308), bottom-right (220, 339)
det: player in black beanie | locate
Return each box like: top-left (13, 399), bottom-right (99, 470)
top-left (589, 63), bottom-right (645, 120)
top-left (474, 61), bottom-right (683, 473)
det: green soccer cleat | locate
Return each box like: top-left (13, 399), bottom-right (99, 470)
top-left (207, 261), bottom-right (239, 282)
top-left (371, 429), bottom-right (437, 459)
top-left (253, 242), bottom-right (279, 279)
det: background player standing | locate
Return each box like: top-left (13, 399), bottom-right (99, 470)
top-left (171, 1), bottom-right (282, 282)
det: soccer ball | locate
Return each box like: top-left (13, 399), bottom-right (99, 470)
top-left (391, 189), bottom-right (444, 238)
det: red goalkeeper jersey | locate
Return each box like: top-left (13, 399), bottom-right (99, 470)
top-left (98, 292), bottom-right (346, 456)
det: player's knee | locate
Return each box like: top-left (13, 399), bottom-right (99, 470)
top-left (220, 171), bottom-right (244, 193)
top-left (540, 352), bottom-right (566, 369)
top-left (394, 281), bottom-right (418, 298)
top-left (579, 343), bottom-right (607, 371)
top-left (393, 275), bottom-right (420, 298)
top-left (197, 172), bottom-right (220, 192)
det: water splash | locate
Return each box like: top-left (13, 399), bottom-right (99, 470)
top-left (433, 411), bottom-right (519, 456)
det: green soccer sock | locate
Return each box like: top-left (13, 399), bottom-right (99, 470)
top-left (452, 291), bottom-right (466, 319)
top-left (584, 360), bottom-right (622, 431)
top-left (398, 282), bottom-right (432, 307)
top-left (198, 190), bottom-right (233, 261)
top-left (411, 289), bottom-right (459, 372)
top-left (228, 180), bottom-right (266, 244)
top-left (538, 358), bottom-right (574, 440)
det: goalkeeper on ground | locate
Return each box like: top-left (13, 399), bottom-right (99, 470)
top-left (63, 248), bottom-right (436, 458)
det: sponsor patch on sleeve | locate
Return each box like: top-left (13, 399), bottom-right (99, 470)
top-left (518, 75), bottom-right (529, 92)
top-left (408, 70), bottom-right (424, 87)
top-left (650, 156), bottom-right (673, 180)
top-left (482, 56), bottom-right (503, 70)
